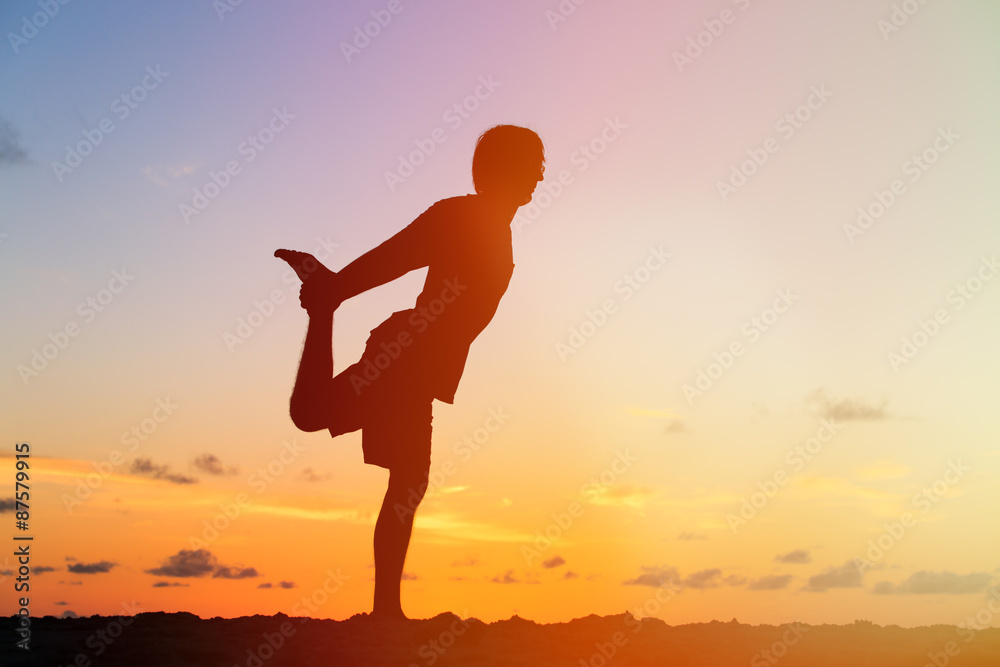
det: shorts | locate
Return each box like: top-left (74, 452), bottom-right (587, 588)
top-left (327, 312), bottom-right (434, 473)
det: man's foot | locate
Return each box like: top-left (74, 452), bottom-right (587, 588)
top-left (274, 249), bottom-right (333, 283)
top-left (275, 249), bottom-right (340, 314)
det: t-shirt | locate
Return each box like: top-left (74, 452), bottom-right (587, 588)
top-left (337, 195), bottom-right (515, 403)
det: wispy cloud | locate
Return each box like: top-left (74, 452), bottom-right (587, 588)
top-left (806, 561), bottom-right (864, 592)
top-left (191, 454), bottom-right (238, 476)
top-left (146, 548), bottom-right (257, 580)
top-left (67, 561), bottom-right (116, 574)
top-left (775, 549), bottom-right (811, 564)
top-left (542, 556), bottom-right (566, 569)
top-left (491, 569), bottom-right (519, 584)
top-left (624, 566), bottom-right (681, 588)
top-left (130, 458), bottom-right (197, 485)
top-left (748, 574), bottom-right (793, 590)
top-left (874, 571), bottom-right (993, 595)
top-left (0, 117), bottom-right (27, 166)
top-left (807, 389), bottom-right (888, 421)
top-left (142, 162), bottom-right (200, 186)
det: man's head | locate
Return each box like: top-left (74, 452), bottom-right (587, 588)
top-left (472, 125), bottom-right (545, 206)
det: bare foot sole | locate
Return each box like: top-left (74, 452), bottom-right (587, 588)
top-left (274, 249), bottom-right (331, 282)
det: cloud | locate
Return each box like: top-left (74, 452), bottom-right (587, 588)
top-left (146, 549), bottom-right (217, 577)
top-left (152, 582), bottom-right (189, 588)
top-left (683, 568), bottom-right (723, 590)
top-left (67, 561), bottom-right (116, 574)
top-left (299, 467), bottom-right (332, 483)
top-left (130, 458), bottom-right (197, 485)
top-left (0, 498), bottom-right (16, 512)
top-left (624, 566), bottom-right (681, 588)
top-left (191, 454), bottom-right (238, 476)
top-left (775, 550), bottom-right (812, 564)
top-left (0, 117), bottom-right (27, 166)
top-left (590, 484), bottom-right (655, 508)
top-left (55, 601), bottom-right (68, 606)
top-left (141, 162), bottom-right (200, 186)
top-left (542, 556), bottom-right (566, 569)
top-left (491, 570), bottom-right (519, 584)
top-left (678, 532), bottom-right (707, 541)
top-left (873, 571), bottom-right (993, 595)
top-left (258, 581), bottom-right (295, 590)
top-left (213, 566), bottom-right (259, 580)
top-left (666, 421), bottom-right (688, 434)
top-left (564, 571), bottom-right (579, 580)
top-left (808, 389), bottom-right (887, 421)
top-left (724, 574), bottom-right (747, 586)
top-left (34, 566), bottom-right (57, 574)
top-left (401, 572), bottom-right (418, 581)
top-left (748, 574), bottom-right (793, 591)
top-left (806, 561), bottom-right (864, 592)
top-left (452, 556), bottom-right (478, 567)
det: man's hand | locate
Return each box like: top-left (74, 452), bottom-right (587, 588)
top-left (299, 275), bottom-right (342, 315)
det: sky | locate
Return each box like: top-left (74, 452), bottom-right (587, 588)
top-left (1, 0), bottom-right (999, 628)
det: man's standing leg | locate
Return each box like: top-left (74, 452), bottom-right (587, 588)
top-left (374, 467), bottom-right (428, 618)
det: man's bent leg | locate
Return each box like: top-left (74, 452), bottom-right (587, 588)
top-left (373, 466), bottom-right (428, 619)
top-left (290, 310), bottom-right (335, 432)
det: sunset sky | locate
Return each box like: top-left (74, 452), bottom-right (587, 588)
top-left (2, 0), bottom-right (999, 628)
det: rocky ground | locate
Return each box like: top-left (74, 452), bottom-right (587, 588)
top-left (2, 611), bottom-right (999, 666)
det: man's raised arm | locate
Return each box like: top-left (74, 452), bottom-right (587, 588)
top-left (333, 206), bottom-right (438, 303)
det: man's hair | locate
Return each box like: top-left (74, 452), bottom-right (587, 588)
top-left (472, 125), bottom-right (544, 195)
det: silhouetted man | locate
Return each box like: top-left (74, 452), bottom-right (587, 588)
top-left (276, 125), bottom-right (544, 619)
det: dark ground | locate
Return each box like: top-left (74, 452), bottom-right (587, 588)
top-left (2, 611), bottom-right (999, 666)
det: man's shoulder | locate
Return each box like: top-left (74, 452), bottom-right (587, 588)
top-left (424, 194), bottom-right (478, 215)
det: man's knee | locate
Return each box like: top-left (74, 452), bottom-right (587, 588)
top-left (289, 397), bottom-right (329, 432)
top-left (389, 468), bottom-right (430, 504)
top-left (290, 383), bottom-right (336, 432)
